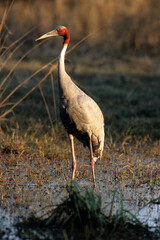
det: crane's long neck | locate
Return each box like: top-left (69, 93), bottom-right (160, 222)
top-left (58, 41), bottom-right (74, 98)
top-left (58, 31), bottom-right (75, 98)
top-left (58, 43), bottom-right (68, 76)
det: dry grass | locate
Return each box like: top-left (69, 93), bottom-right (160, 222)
top-left (0, 129), bottom-right (159, 207)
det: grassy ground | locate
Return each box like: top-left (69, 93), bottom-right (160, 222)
top-left (1, 56), bottom-right (160, 138)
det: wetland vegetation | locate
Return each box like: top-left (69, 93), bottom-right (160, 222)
top-left (0, 0), bottom-right (160, 239)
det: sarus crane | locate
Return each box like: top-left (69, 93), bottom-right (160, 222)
top-left (36, 26), bottom-right (104, 187)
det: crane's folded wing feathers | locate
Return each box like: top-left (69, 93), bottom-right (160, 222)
top-left (68, 94), bottom-right (103, 124)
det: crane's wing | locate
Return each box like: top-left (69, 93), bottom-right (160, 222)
top-left (60, 87), bottom-right (104, 159)
top-left (66, 93), bottom-right (104, 132)
top-left (66, 93), bottom-right (104, 159)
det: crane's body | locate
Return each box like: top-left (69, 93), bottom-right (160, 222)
top-left (36, 26), bottom-right (104, 187)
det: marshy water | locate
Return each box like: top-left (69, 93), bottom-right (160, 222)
top-left (0, 148), bottom-right (159, 239)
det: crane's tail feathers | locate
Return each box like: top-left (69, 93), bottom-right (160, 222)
top-left (94, 137), bottom-right (104, 163)
top-left (93, 152), bottom-right (103, 162)
top-left (93, 156), bottom-right (99, 163)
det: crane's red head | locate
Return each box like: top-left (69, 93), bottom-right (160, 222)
top-left (36, 26), bottom-right (70, 45)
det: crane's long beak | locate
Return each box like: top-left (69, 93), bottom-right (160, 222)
top-left (35, 29), bottom-right (58, 41)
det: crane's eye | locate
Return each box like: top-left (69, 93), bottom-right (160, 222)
top-left (62, 29), bottom-right (66, 33)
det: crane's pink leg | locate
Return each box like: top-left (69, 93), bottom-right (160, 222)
top-left (89, 136), bottom-right (96, 188)
top-left (69, 134), bottom-right (76, 180)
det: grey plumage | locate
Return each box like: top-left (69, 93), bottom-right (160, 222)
top-left (36, 26), bottom-right (104, 187)
top-left (59, 71), bottom-right (104, 161)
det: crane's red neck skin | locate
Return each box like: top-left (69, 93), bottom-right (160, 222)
top-left (63, 33), bottom-right (70, 45)
top-left (56, 26), bottom-right (70, 45)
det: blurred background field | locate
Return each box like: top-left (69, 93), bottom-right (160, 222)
top-left (1, 0), bottom-right (160, 56)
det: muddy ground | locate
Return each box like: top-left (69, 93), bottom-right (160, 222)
top-left (0, 142), bottom-right (159, 239)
